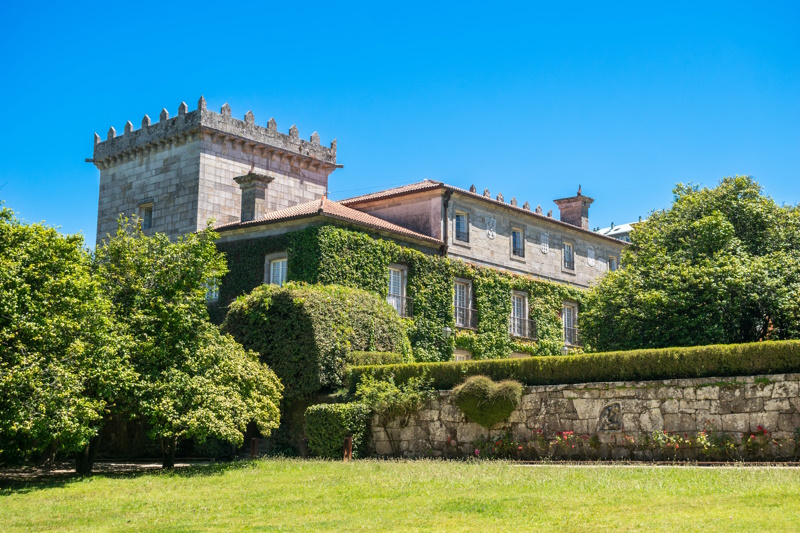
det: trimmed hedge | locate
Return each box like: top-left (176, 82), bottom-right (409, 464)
top-left (305, 403), bottom-right (371, 459)
top-left (348, 340), bottom-right (800, 392)
top-left (347, 351), bottom-right (405, 367)
top-left (222, 283), bottom-right (410, 400)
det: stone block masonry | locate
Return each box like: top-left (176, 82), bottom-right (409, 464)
top-left (92, 97), bottom-right (338, 243)
top-left (370, 373), bottom-right (800, 460)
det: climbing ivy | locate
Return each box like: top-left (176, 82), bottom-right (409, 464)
top-left (210, 224), bottom-right (584, 361)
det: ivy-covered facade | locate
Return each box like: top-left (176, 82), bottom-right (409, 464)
top-left (210, 223), bottom-right (586, 362)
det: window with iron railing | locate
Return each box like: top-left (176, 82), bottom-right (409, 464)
top-left (388, 294), bottom-right (413, 317)
top-left (562, 303), bottom-right (581, 346)
top-left (509, 292), bottom-right (536, 339)
top-left (509, 316), bottom-right (537, 339)
top-left (455, 212), bottom-right (469, 242)
top-left (454, 280), bottom-right (475, 328)
top-left (388, 266), bottom-right (412, 317)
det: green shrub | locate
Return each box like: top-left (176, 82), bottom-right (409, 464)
top-left (304, 403), bottom-right (371, 459)
top-left (355, 373), bottom-right (433, 455)
top-left (452, 376), bottom-right (523, 428)
top-left (348, 340), bottom-right (800, 391)
top-left (347, 351), bottom-right (405, 366)
top-left (222, 283), bottom-right (409, 399)
top-left (355, 374), bottom-right (434, 429)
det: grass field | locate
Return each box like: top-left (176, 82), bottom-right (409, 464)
top-left (2, 459), bottom-right (800, 532)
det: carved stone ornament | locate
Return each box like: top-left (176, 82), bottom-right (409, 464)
top-left (486, 218), bottom-right (496, 239)
top-left (587, 245), bottom-right (596, 267)
top-left (597, 403), bottom-right (622, 431)
top-left (540, 232), bottom-right (549, 254)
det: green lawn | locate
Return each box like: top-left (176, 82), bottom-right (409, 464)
top-left (2, 459), bottom-right (799, 532)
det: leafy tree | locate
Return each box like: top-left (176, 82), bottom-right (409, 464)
top-left (95, 219), bottom-right (283, 468)
top-left (0, 206), bottom-right (130, 470)
top-left (581, 176), bottom-right (800, 351)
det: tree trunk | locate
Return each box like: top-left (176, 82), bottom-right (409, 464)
top-left (75, 436), bottom-right (100, 475)
top-left (162, 437), bottom-right (178, 469)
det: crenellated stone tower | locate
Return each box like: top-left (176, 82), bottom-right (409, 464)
top-left (91, 96), bottom-right (339, 244)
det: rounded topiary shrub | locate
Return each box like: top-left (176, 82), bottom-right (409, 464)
top-left (222, 283), bottom-right (410, 400)
top-left (452, 375), bottom-right (523, 429)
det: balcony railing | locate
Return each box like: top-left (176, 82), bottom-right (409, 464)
top-left (509, 317), bottom-right (537, 340)
top-left (564, 257), bottom-right (574, 270)
top-left (388, 294), bottom-right (413, 317)
top-left (455, 229), bottom-right (469, 242)
top-left (454, 306), bottom-right (477, 329)
top-left (564, 326), bottom-right (581, 346)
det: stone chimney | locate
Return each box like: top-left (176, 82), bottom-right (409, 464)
top-left (553, 185), bottom-right (594, 230)
top-left (234, 171), bottom-right (274, 222)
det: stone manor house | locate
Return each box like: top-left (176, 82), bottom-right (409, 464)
top-left (91, 98), bottom-right (626, 355)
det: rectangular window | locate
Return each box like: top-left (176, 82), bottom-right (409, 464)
top-left (269, 258), bottom-right (288, 286)
top-left (609, 256), bottom-right (618, 272)
top-left (455, 212), bottom-right (469, 242)
top-left (563, 303), bottom-right (579, 346)
top-left (454, 280), bottom-right (473, 328)
top-left (510, 292), bottom-right (529, 337)
top-left (139, 202), bottom-right (153, 230)
top-left (512, 228), bottom-right (524, 257)
top-left (205, 279), bottom-right (219, 302)
top-left (563, 241), bottom-right (574, 270)
top-left (388, 265), bottom-right (409, 316)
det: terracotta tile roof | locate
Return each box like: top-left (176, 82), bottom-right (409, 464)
top-left (338, 179), bottom-right (445, 205)
top-left (215, 197), bottom-right (443, 245)
top-left (341, 180), bottom-right (627, 245)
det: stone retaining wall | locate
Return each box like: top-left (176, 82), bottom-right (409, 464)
top-left (369, 373), bottom-right (800, 460)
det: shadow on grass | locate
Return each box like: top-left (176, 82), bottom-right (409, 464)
top-left (0, 459), bottom-right (262, 496)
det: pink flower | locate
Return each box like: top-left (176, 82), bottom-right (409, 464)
top-left (474, 449), bottom-right (480, 456)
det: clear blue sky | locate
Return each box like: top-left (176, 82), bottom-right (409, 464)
top-left (1, 1), bottom-right (798, 245)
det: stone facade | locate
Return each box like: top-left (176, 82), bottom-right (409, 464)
top-left (92, 97), bottom-right (337, 243)
top-left (446, 193), bottom-right (625, 288)
top-left (371, 373), bottom-right (800, 459)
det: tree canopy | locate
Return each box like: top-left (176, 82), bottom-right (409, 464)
top-left (95, 220), bottom-right (283, 468)
top-left (581, 176), bottom-right (800, 351)
top-left (0, 206), bottom-right (130, 467)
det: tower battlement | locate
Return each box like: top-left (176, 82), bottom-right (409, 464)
top-left (93, 96), bottom-right (337, 170)
top-left (92, 97), bottom-right (340, 244)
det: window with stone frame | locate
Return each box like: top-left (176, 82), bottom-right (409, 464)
top-left (510, 291), bottom-right (530, 338)
top-left (511, 227), bottom-right (525, 258)
top-left (563, 302), bottom-right (579, 345)
top-left (454, 279), bottom-right (474, 328)
top-left (139, 202), bottom-right (154, 230)
top-left (609, 255), bottom-right (618, 272)
top-left (455, 212), bottom-right (469, 242)
top-left (563, 240), bottom-right (575, 270)
top-left (388, 264), bottom-right (410, 317)
top-left (264, 254), bottom-right (288, 286)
